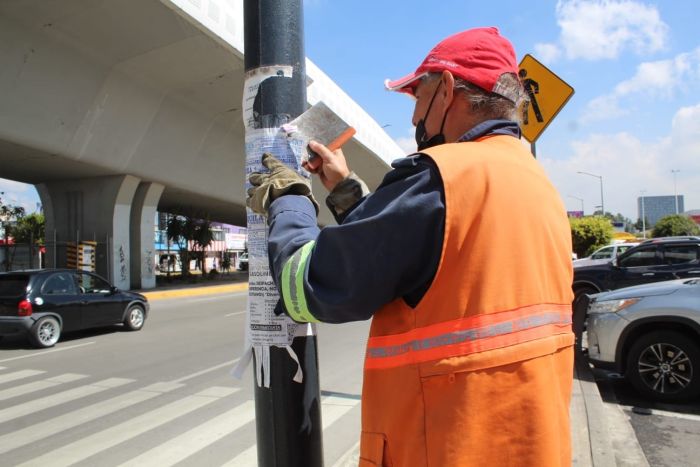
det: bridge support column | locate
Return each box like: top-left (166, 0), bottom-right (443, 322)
top-left (130, 182), bottom-right (164, 290)
top-left (36, 175), bottom-right (140, 290)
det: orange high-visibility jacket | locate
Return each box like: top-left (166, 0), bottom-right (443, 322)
top-left (359, 136), bottom-right (575, 467)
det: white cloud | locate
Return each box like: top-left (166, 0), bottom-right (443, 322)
top-left (394, 127), bottom-right (417, 155)
top-left (541, 103), bottom-right (700, 220)
top-left (580, 94), bottom-right (628, 123)
top-left (581, 48), bottom-right (700, 123)
top-left (552, 0), bottom-right (668, 61)
top-left (0, 178), bottom-right (41, 213)
top-left (534, 43), bottom-right (561, 65)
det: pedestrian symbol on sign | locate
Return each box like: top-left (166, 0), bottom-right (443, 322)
top-left (517, 54), bottom-right (575, 143)
top-left (519, 69), bottom-right (543, 124)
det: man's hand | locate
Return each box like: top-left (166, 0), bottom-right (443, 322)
top-left (302, 141), bottom-right (351, 192)
top-left (247, 153), bottom-right (319, 216)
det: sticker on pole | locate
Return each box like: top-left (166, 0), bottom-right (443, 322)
top-left (518, 54), bottom-right (574, 143)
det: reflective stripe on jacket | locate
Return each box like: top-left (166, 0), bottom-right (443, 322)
top-left (359, 136), bottom-right (575, 467)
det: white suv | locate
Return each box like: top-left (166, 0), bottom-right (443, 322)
top-left (574, 242), bottom-right (639, 268)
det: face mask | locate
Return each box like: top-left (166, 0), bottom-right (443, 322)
top-left (415, 81), bottom-right (449, 151)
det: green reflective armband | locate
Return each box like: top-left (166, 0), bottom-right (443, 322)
top-left (281, 241), bottom-right (318, 323)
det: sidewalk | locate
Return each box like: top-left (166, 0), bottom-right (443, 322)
top-left (139, 275), bottom-right (649, 466)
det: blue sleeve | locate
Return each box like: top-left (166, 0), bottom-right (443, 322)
top-left (267, 156), bottom-right (445, 323)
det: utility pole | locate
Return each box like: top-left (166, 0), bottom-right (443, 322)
top-left (243, 2), bottom-right (323, 466)
top-left (672, 169), bottom-right (680, 214)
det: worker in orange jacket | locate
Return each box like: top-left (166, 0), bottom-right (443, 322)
top-left (248, 27), bottom-right (574, 466)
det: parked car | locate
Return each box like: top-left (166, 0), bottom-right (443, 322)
top-left (573, 242), bottom-right (639, 268)
top-left (573, 236), bottom-right (700, 302)
top-left (0, 269), bottom-right (149, 348)
top-left (586, 278), bottom-right (700, 401)
top-left (238, 253), bottom-right (249, 271)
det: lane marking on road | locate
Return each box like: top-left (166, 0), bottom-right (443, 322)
top-left (0, 377), bottom-right (133, 424)
top-left (143, 283), bottom-right (248, 301)
top-left (118, 400), bottom-right (256, 467)
top-left (18, 387), bottom-right (240, 467)
top-left (0, 342), bottom-right (96, 363)
top-left (222, 394), bottom-right (361, 467)
top-left (623, 405), bottom-right (700, 422)
top-left (224, 310), bottom-right (246, 317)
top-left (169, 359), bottom-right (240, 384)
top-left (0, 373), bottom-right (87, 402)
top-left (0, 369), bottom-right (45, 385)
top-left (0, 380), bottom-right (181, 455)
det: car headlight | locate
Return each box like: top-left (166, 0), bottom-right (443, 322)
top-left (588, 298), bottom-right (641, 314)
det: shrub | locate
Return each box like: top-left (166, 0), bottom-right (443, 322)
top-left (651, 215), bottom-right (700, 237)
top-left (570, 216), bottom-right (614, 258)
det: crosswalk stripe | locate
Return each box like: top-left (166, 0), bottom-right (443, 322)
top-left (222, 394), bottom-right (360, 467)
top-left (321, 395), bottom-right (359, 429)
top-left (0, 377), bottom-right (133, 423)
top-left (118, 400), bottom-right (256, 466)
top-left (16, 386), bottom-right (240, 467)
top-left (0, 373), bottom-right (87, 402)
top-left (0, 369), bottom-right (45, 385)
top-left (0, 381), bottom-right (181, 455)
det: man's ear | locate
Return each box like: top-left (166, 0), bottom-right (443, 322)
top-left (440, 70), bottom-right (456, 108)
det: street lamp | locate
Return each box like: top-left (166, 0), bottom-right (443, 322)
top-left (568, 195), bottom-right (584, 215)
top-left (672, 169), bottom-right (680, 214)
top-left (640, 190), bottom-right (647, 239)
top-left (577, 171), bottom-right (604, 216)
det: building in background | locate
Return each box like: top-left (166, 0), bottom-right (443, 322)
top-left (637, 195), bottom-right (684, 227)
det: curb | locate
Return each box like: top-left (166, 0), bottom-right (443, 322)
top-left (142, 282), bottom-right (249, 300)
top-left (574, 352), bottom-right (649, 466)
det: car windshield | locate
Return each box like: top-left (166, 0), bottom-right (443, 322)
top-left (0, 275), bottom-right (29, 297)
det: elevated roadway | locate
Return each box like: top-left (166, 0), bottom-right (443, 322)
top-left (0, 0), bottom-right (402, 288)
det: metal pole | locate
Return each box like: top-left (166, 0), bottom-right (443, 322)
top-left (599, 176), bottom-right (604, 217)
top-left (672, 169), bottom-right (680, 214)
top-left (530, 141), bottom-right (536, 158)
top-left (641, 191), bottom-right (646, 239)
top-left (243, 2), bottom-right (323, 466)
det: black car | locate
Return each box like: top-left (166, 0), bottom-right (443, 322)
top-left (573, 236), bottom-right (700, 301)
top-left (0, 269), bottom-right (149, 348)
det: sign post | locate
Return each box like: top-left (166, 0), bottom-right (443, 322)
top-left (518, 54), bottom-right (575, 150)
top-left (242, 1), bottom-right (324, 466)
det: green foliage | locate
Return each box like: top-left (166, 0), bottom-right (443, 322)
top-left (164, 208), bottom-right (214, 275)
top-left (12, 213), bottom-right (45, 244)
top-left (570, 216), bottom-right (614, 258)
top-left (651, 215), bottom-right (700, 237)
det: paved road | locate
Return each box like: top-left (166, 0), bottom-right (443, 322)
top-left (0, 291), bottom-right (369, 466)
top-left (593, 368), bottom-right (700, 467)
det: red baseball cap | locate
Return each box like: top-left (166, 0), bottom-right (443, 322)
top-left (385, 27), bottom-right (519, 101)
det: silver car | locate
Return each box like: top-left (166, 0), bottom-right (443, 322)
top-left (586, 278), bottom-right (700, 401)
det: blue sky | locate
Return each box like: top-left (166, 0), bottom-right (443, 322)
top-left (2, 0), bottom-right (699, 221)
top-left (303, 0), bottom-right (700, 220)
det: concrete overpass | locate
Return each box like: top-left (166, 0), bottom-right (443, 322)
top-left (0, 0), bottom-right (401, 289)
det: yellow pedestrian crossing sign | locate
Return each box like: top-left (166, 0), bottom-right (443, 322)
top-left (518, 54), bottom-right (574, 143)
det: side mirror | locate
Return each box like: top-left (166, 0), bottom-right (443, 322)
top-left (110, 286), bottom-right (119, 294)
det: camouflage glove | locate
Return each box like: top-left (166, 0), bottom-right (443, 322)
top-left (247, 153), bottom-right (319, 216)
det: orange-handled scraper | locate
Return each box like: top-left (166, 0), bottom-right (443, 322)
top-left (283, 102), bottom-right (356, 161)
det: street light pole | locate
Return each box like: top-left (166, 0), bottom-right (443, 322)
top-left (672, 169), bottom-right (680, 214)
top-left (640, 190), bottom-right (647, 239)
top-left (577, 171), bottom-right (604, 216)
top-left (568, 195), bottom-right (584, 215)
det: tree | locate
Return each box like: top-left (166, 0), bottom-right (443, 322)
top-left (652, 215), bottom-right (700, 237)
top-left (164, 208), bottom-right (214, 277)
top-left (0, 192), bottom-right (26, 271)
top-left (13, 213), bottom-right (45, 244)
top-left (570, 216), bottom-right (614, 258)
top-left (193, 218), bottom-right (214, 274)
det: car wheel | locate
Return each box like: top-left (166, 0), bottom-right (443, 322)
top-left (30, 316), bottom-right (61, 348)
top-left (124, 305), bottom-right (145, 331)
top-left (626, 330), bottom-right (700, 402)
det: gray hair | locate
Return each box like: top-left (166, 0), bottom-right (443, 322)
top-left (424, 73), bottom-right (526, 123)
